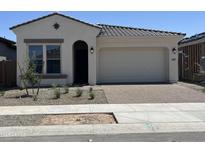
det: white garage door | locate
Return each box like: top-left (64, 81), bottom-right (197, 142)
top-left (98, 47), bottom-right (168, 83)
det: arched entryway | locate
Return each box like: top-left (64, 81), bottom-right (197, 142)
top-left (73, 40), bottom-right (88, 84)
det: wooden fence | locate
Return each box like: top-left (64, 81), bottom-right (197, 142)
top-left (179, 43), bottom-right (205, 81)
top-left (0, 60), bottom-right (16, 87)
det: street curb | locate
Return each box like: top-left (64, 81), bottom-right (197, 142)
top-left (1, 122), bottom-right (205, 138)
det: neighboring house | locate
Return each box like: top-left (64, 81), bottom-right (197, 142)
top-left (0, 37), bottom-right (16, 61)
top-left (178, 33), bottom-right (205, 81)
top-left (0, 37), bottom-right (16, 87)
top-left (10, 12), bottom-right (185, 86)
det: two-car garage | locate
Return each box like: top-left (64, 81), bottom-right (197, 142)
top-left (98, 47), bottom-right (169, 83)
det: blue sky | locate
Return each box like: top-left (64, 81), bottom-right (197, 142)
top-left (1, 11), bottom-right (205, 41)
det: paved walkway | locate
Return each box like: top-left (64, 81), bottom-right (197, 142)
top-left (100, 83), bottom-right (205, 103)
top-left (1, 103), bottom-right (205, 137)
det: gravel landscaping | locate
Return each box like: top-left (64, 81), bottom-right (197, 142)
top-left (0, 87), bottom-right (108, 106)
top-left (0, 113), bottom-right (117, 127)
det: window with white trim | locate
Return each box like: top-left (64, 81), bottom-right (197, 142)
top-left (28, 45), bottom-right (43, 73)
top-left (28, 44), bottom-right (61, 74)
top-left (46, 45), bottom-right (61, 74)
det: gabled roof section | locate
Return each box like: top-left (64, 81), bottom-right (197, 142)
top-left (10, 12), bottom-right (101, 30)
top-left (179, 32), bottom-right (205, 45)
top-left (98, 24), bottom-right (186, 37)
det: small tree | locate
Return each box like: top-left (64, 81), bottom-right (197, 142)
top-left (18, 58), bottom-right (43, 97)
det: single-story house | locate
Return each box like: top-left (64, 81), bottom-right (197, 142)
top-left (0, 37), bottom-right (16, 61)
top-left (10, 12), bottom-right (185, 86)
top-left (178, 33), bottom-right (205, 81)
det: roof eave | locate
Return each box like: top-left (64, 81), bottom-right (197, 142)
top-left (0, 37), bottom-right (16, 44)
top-left (97, 34), bottom-right (185, 39)
top-left (10, 12), bottom-right (101, 30)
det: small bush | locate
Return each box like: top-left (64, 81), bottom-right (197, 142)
top-left (88, 87), bottom-right (93, 93)
top-left (63, 85), bottom-right (69, 94)
top-left (52, 84), bottom-right (61, 88)
top-left (203, 86), bottom-right (205, 93)
top-left (19, 87), bottom-right (24, 91)
top-left (75, 88), bottom-right (82, 97)
top-left (32, 95), bottom-right (38, 101)
top-left (52, 84), bottom-right (61, 99)
top-left (54, 88), bottom-right (61, 99)
top-left (88, 92), bottom-right (95, 100)
top-left (0, 91), bottom-right (5, 97)
top-left (51, 83), bottom-right (57, 89)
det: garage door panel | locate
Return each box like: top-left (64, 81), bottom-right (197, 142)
top-left (99, 47), bottom-right (168, 83)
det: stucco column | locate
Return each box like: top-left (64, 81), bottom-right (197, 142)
top-left (16, 37), bottom-right (28, 87)
top-left (88, 44), bottom-right (97, 85)
top-left (168, 46), bottom-right (178, 83)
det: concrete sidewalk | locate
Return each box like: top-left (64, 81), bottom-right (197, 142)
top-left (1, 103), bottom-right (205, 138)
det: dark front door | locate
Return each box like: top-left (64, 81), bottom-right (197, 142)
top-left (73, 41), bottom-right (88, 84)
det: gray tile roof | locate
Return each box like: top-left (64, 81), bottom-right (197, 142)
top-left (10, 12), bottom-right (185, 38)
top-left (179, 32), bottom-right (205, 44)
top-left (98, 24), bottom-right (185, 37)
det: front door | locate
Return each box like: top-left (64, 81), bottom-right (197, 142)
top-left (73, 41), bottom-right (88, 84)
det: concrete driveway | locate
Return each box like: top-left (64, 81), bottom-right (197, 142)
top-left (100, 83), bottom-right (205, 104)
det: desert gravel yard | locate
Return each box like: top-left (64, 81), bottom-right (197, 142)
top-left (0, 82), bottom-right (204, 106)
top-left (100, 82), bottom-right (205, 104)
top-left (0, 88), bottom-right (108, 106)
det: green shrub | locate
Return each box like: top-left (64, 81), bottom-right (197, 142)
top-left (0, 91), bottom-right (5, 97)
top-left (51, 83), bottom-right (57, 88)
top-left (54, 88), bottom-right (61, 99)
top-left (52, 84), bottom-right (61, 99)
top-left (75, 88), bottom-right (82, 97)
top-left (88, 87), bottom-right (93, 93)
top-left (19, 87), bottom-right (24, 91)
top-left (88, 92), bottom-right (95, 100)
top-left (63, 85), bottom-right (69, 94)
top-left (203, 86), bottom-right (205, 93)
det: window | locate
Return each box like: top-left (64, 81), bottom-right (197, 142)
top-left (28, 45), bottom-right (43, 73)
top-left (46, 45), bottom-right (61, 73)
top-left (28, 44), bottom-right (61, 74)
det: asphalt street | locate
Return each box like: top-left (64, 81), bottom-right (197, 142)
top-left (1, 132), bottom-right (205, 142)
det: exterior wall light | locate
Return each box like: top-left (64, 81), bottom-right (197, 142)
top-left (172, 47), bottom-right (177, 54)
top-left (90, 47), bottom-right (94, 54)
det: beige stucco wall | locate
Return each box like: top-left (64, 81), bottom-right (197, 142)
top-left (12, 14), bottom-right (100, 86)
